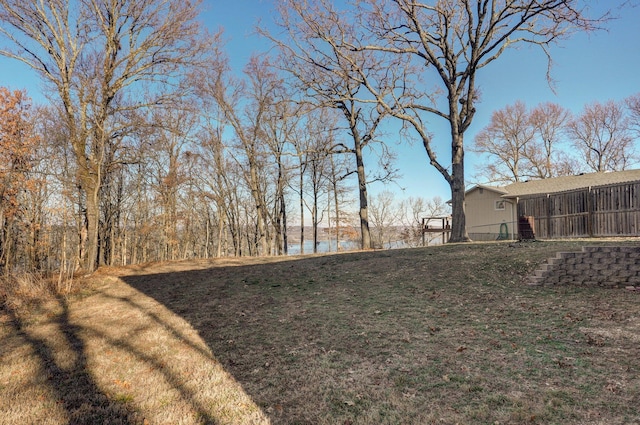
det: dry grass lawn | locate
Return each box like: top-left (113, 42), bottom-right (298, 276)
top-left (2, 240), bottom-right (640, 424)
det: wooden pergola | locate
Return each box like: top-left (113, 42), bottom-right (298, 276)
top-left (421, 216), bottom-right (452, 246)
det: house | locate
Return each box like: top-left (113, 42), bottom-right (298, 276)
top-left (463, 184), bottom-right (516, 241)
top-left (463, 169), bottom-right (640, 240)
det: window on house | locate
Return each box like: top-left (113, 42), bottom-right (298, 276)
top-left (495, 200), bottom-right (506, 210)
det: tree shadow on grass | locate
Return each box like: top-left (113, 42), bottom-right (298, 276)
top-left (4, 295), bottom-right (140, 425)
top-left (120, 253), bottom-right (387, 423)
top-left (3, 288), bottom-right (231, 425)
top-left (119, 244), bottom-right (640, 424)
top-left (86, 287), bottom-right (253, 425)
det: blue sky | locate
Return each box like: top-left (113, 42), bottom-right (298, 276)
top-left (2, 0), bottom-right (640, 204)
top-left (203, 0), bottom-right (640, 203)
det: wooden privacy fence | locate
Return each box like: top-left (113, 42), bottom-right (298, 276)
top-left (516, 181), bottom-right (640, 238)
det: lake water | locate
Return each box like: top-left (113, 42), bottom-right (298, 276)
top-left (287, 239), bottom-right (421, 254)
top-left (287, 240), bottom-right (359, 255)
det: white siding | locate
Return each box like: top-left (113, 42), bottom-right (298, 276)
top-left (465, 187), bottom-right (516, 241)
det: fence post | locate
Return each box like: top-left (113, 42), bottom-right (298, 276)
top-left (587, 186), bottom-right (593, 237)
top-left (547, 194), bottom-right (551, 238)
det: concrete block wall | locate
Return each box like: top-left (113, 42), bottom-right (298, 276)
top-left (527, 246), bottom-right (640, 287)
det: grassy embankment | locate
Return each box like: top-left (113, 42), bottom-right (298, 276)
top-left (1, 239), bottom-right (639, 424)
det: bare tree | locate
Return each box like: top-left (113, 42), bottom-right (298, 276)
top-left (35, 104), bottom-right (85, 273)
top-left (193, 116), bottom-right (247, 257)
top-left (0, 0), bottom-right (207, 272)
top-left (288, 112), bottom-right (312, 255)
top-left (176, 150), bottom-right (208, 259)
top-left (267, 0), bottom-right (400, 250)
top-left (368, 190), bottom-right (402, 248)
top-left (567, 100), bottom-right (637, 172)
top-left (145, 106), bottom-right (198, 261)
top-left (191, 48), bottom-right (247, 258)
top-left (526, 102), bottom-right (575, 179)
top-left (195, 126), bottom-right (234, 257)
top-left (261, 87), bottom-right (302, 255)
top-left (199, 53), bottom-right (289, 256)
top-left (474, 101), bottom-right (535, 184)
top-left (326, 141), bottom-right (354, 252)
top-left (285, 107), bottom-right (325, 254)
top-left (474, 101), bottom-right (576, 183)
top-left (305, 128), bottom-right (331, 253)
top-left (626, 93), bottom-right (640, 137)
top-left (339, 0), bottom-right (605, 242)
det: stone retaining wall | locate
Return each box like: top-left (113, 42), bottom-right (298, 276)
top-left (528, 246), bottom-right (640, 287)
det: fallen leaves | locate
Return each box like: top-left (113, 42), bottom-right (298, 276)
top-left (267, 404), bottom-right (284, 415)
top-left (113, 379), bottom-right (132, 390)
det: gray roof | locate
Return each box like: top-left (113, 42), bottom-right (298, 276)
top-left (448, 184), bottom-right (507, 204)
top-left (466, 184), bottom-right (508, 195)
top-left (501, 169), bottom-right (640, 198)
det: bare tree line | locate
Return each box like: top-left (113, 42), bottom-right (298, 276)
top-left (0, 0), bottom-right (622, 278)
top-left (0, 74), bottom-right (356, 274)
top-left (0, 80), bottom-right (443, 277)
top-left (0, 2), bottom-right (430, 278)
top-left (473, 97), bottom-right (640, 184)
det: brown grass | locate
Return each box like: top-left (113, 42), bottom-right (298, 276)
top-left (2, 239), bottom-right (640, 424)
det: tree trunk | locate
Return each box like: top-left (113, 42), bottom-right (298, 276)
top-left (334, 182), bottom-right (340, 252)
top-left (0, 216), bottom-right (10, 274)
top-left (247, 160), bottom-right (269, 256)
top-left (217, 209), bottom-right (226, 257)
top-left (449, 133), bottom-right (470, 243)
top-left (330, 152), bottom-right (340, 251)
top-left (84, 184), bottom-right (101, 272)
top-left (281, 191), bottom-right (288, 255)
top-left (327, 189), bottom-right (332, 252)
top-left (354, 140), bottom-right (371, 249)
top-left (299, 168), bottom-right (305, 254)
top-left (312, 189), bottom-right (318, 254)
